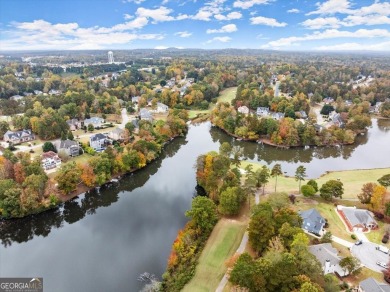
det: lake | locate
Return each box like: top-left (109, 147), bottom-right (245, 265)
top-left (1, 119), bottom-right (389, 291)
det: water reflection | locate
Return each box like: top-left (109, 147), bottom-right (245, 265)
top-left (0, 137), bottom-right (187, 247)
top-left (210, 119), bottom-right (389, 177)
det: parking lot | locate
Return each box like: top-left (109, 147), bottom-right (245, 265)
top-left (351, 241), bottom-right (390, 273)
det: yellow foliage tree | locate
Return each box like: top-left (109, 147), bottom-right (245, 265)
top-left (371, 185), bottom-right (387, 212)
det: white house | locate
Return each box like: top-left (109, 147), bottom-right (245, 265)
top-left (90, 133), bottom-right (108, 152)
top-left (309, 243), bottom-right (349, 277)
top-left (41, 151), bottom-right (61, 170)
top-left (156, 102), bottom-right (169, 113)
top-left (237, 106), bottom-right (249, 115)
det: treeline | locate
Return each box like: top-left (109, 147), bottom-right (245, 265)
top-left (162, 146), bottom-right (247, 291)
top-left (211, 102), bottom-right (362, 147)
top-left (229, 201), bottom-right (334, 292)
top-left (0, 109), bottom-right (188, 219)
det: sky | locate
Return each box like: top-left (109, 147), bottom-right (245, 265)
top-left (0, 0), bottom-right (389, 51)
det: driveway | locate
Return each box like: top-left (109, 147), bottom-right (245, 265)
top-left (351, 242), bottom-right (390, 273)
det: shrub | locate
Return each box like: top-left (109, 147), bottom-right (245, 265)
top-left (351, 234), bottom-right (357, 240)
top-left (382, 233), bottom-right (389, 244)
top-left (307, 179), bottom-right (319, 192)
top-left (301, 184), bottom-right (316, 197)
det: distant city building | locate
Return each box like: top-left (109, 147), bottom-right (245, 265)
top-left (108, 51), bottom-right (114, 64)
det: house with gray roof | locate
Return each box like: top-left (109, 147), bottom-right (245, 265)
top-left (55, 139), bottom-right (80, 157)
top-left (139, 108), bottom-right (153, 121)
top-left (90, 133), bottom-right (109, 152)
top-left (132, 96), bottom-right (141, 104)
top-left (338, 205), bottom-right (378, 232)
top-left (271, 112), bottom-right (285, 121)
top-left (256, 107), bottom-right (270, 117)
top-left (3, 129), bottom-right (35, 145)
top-left (359, 277), bottom-right (390, 292)
top-left (66, 119), bottom-right (83, 131)
top-left (10, 95), bottom-right (24, 101)
top-left (84, 117), bottom-right (105, 129)
top-left (156, 102), bottom-right (169, 113)
top-left (299, 208), bottom-right (326, 236)
top-left (309, 243), bottom-right (349, 277)
top-left (108, 127), bottom-right (125, 140)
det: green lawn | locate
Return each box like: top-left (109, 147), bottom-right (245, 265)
top-left (188, 110), bottom-right (210, 119)
top-left (182, 219), bottom-right (246, 292)
top-left (366, 221), bottom-right (389, 245)
top-left (217, 87), bottom-right (237, 104)
top-left (240, 161), bottom-right (390, 199)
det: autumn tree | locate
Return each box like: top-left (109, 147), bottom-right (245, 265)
top-left (371, 185), bottom-right (387, 212)
top-left (56, 162), bottom-right (82, 195)
top-left (357, 182), bottom-right (376, 204)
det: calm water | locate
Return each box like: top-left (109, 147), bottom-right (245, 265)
top-left (0, 119), bottom-right (389, 291)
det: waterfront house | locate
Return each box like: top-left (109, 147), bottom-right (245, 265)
top-left (55, 139), bottom-right (80, 157)
top-left (90, 133), bottom-right (109, 152)
top-left (337, 205), bottom-right (378, 232)
top-left (299, 208), bottom-right (326, 236)
top-left (108, 127), bottom-right (125, 140)
top-left (3, 129), bottom-right (35, 144)
top-left (41, 151), bottom-right (61, 170)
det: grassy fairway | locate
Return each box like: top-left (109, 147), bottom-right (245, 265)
top-left (182, 219), bottom-right (246, 292)
top-left (240, 161), bottom-right (390, 199)
top-left (217, 87), bottom-right (237, 104)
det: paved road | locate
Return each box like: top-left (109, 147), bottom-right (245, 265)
top-left (351, 241), bottom-right (389, 273)
top-left (119, 108), bottom-right (130, 129)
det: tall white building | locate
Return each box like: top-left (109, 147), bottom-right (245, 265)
top-left (108, 51), bottom-right (114, 64)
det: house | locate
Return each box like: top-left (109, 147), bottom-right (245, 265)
top-left (271, 112), bottom-right (285, 120)
top-left (108, 127), bottom-right (125, 140)
top-left (55, 139), bottom-right (80, 157)
top-left (298, 111), bottom-right (308, 119)
top-left (84, 117), bottom-right (105, 129)
top-left (10, 95), bottom-right (24, 101)
top-left (156, 102), bottom-right (169, 113)
top-left (66, 119), bottom-right (83, 131)
top-left (23, 92), bottom-right (33, 96)
top-left (337, 205), bottom-right (378, 232)
top-left (3, 129), bottom-right (35, 144)
top-left (139, 108), bottom-right (153, 121)
top-left (256, 107), bottom-right (270, 117)
top-left (90, 133), bottom-right (109, 152)
top-left (238, 106), bottom-right (250, 115)
top-left (323, 97), bottom-right (334, 104)
top-left (375, 102), bottom-right (383, 113)
top-left (328, 111), bottom-right (344, 127)
top-left (299, 208), bottom-right (326, 236)
top-left (132, 96), bottom-right (141, 104)
top-left (48, 89), bottom-right (62, 95)
top-left (359, 277), bottom-right (390, 292)
top-left (180, 86), bottom-right (188, 97)
top-left (34, 90), bottom-right (43, 95)
top-left (314, 124), bottom-right (324, 134)
top-left (41, 151), bottom-right (61, 170)
top-left (309, 243), bottom-right (349, 277)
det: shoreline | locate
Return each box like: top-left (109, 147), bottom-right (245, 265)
top-left (0, 135), bottom-right (182, 222)
top-left (212, 124), bottom-right (357, 149)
